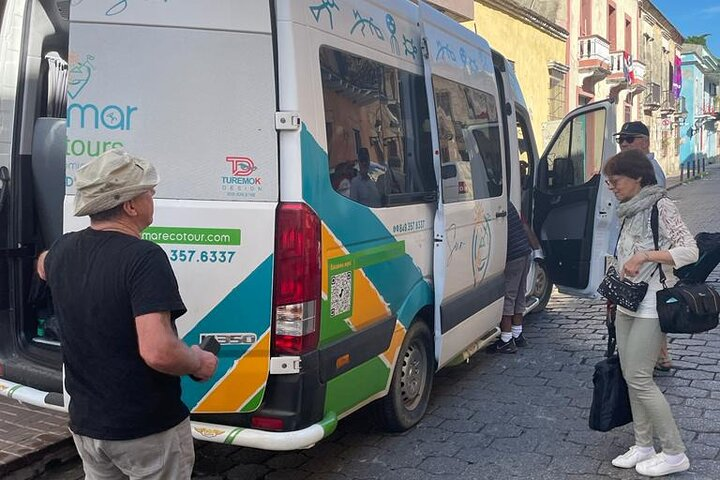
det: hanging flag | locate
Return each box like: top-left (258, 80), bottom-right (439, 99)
top-left (673, 55), bottom-right (682, 99)
top-left (623, 52), bottom-right (635, 84)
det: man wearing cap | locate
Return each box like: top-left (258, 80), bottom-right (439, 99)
top-left (614, 121), bottom-right (666, 187)
top-left (37, 149), bottom-right (217, 479)
top-left (613, 121), bottom-right (672, 372)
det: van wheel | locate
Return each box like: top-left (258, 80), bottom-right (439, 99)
top-left (530, 260), bottom-right (553, 313)
top-left (376, 321), bottom-right (434, 432)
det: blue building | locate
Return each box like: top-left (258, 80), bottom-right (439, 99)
top-left (680, 44), bottom-right (720, 169)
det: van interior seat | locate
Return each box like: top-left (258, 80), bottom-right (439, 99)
top-left (31, 118), bottom-right (66, 247)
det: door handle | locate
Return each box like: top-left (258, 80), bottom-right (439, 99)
top-left (495, 210), bottom-right (507, 218)
top-left (549, 196), bottom-right (562, 205)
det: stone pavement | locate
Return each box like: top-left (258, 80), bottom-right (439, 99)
top-left (29, 164), bottom-right (720, 480)
top-left (0, 395), bottom-right (74, 479)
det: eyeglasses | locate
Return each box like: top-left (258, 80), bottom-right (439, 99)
top-left (604, 176), bottom-right (623, 187)
top-left (615, 135), bottom-right (643, 145)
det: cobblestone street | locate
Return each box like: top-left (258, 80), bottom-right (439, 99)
top-left (36, 167), bottom-right (720, 480)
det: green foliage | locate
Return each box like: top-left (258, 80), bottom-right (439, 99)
top-left (685, 34), bottom-right (710, 46)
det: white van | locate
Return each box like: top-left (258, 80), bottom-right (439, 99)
top-left (0, 0), bottom-right (618, 450)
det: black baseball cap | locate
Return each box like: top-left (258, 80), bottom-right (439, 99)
top-left (613, 121), bottom-right (649, 137)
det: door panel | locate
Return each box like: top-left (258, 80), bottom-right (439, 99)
top-left (534, 101), bottom-right (616, 296)
top-left (419, 2), bottom-right (507, 365)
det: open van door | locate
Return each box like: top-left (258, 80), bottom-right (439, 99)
top-left (420, 2), bottom-right (508, 365)
top-left (533, 100), bottom-right (617, 296)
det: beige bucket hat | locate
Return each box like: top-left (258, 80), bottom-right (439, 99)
top-left (74, 149), bottom-right (159, 216)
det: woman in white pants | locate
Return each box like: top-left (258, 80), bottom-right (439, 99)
top-left (603, 149), bottom-right (698, 477)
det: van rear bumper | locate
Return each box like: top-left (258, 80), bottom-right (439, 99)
top-left (191, 413), bottom-right (337, 450)
top-left (0, 377), bottom-right (338, 451)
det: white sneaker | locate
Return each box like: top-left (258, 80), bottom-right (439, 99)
top-left (635, 452), bottom-right (690, 477)
top-left (612, 446), bottom-right (657, 469)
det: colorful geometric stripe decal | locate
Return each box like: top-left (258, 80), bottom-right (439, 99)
top-left (181, 255), bottom-right (274, 413)
top-left (192, 331), bottom-right (270, 413)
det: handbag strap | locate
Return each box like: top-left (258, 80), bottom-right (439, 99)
top-left (650, 201), bottom-right (668, 288)
top-left (613, 219), bottom-right (627, 259)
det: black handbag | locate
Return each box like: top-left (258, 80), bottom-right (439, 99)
top-left (589, 354), bottom-right (633, 432)
top-left (597, 266), bottom-right (648, 311)
top-left (597, 218), bottom-right (649, 311)
top-left (651, 209), bottom-right (720, 334)
top-left (590, 305), bottom-right (632, 432)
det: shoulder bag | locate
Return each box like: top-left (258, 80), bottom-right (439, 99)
top-left (651, 205), bottom-right (720, 334)
top-left (589, 303), bottom-right (633, 432)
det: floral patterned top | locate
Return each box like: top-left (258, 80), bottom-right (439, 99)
top-left (615, 197), bottom-right (698, 318)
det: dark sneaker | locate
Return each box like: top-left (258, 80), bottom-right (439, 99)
top-left (514, 333), bottom-right (528, 347)
top-left (487, 338), bottom-right (517, 354)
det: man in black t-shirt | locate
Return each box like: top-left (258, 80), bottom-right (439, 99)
top-left (37, 149), bottom-right (217, 479)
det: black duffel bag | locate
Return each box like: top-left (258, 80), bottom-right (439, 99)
top-left (589, 354), bottom-right (632, 432)
top-left (656, 283), bottom-right (720, 334)
top-left (651, 208), bottom-right (720, 334)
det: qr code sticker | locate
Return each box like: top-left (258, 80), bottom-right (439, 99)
top-left (330, 271), bottom-right (352, 317)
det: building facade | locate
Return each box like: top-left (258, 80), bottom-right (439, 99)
top-left (638, 0), bottom-right (684, 177)
top-left (566, 0), bottom-right (645, 137)
top-left (680, 45), bottom-right (720, 169)
top-left (464, 0), bottom-right (569, 148)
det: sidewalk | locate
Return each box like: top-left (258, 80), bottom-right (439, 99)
top-left (666, 161), bottom-right (717, 190)
top-left (0, 395), bottom-right (74, 479)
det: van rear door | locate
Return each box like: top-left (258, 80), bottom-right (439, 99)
top-left (533, 100), bottom-right (617, 296)
top-left (66, 1), bottom-right (278, 413)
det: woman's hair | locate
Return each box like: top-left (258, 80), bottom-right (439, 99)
top-left (602, 149), bottom-right (658, 187)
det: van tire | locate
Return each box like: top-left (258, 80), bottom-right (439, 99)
top-left (530, 260), bottom-right (553, 313)
top-left (376, 320), bottom-right (434, 432)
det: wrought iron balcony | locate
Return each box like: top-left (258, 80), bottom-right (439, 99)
top-left (644, 82), bottom-right (661, 111)
top-left (660, 90), bottom-right (676, 114)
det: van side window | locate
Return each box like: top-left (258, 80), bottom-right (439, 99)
top-left (431, 75), bottom-right (503, 203)
top-left (540, 108), bottom-right (607, 190)
top-left (516, 110), bottom-right (535, 218)
top-left (319, 47), bottom-right (434, 207)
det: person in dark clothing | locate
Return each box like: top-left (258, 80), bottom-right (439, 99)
top-left (37, 149), bottom-right (218, 479)
top-left (488, 201), bottom-right (531, 353)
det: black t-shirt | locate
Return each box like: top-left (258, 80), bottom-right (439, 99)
top-left (45, 228), bottom-right (189, 440)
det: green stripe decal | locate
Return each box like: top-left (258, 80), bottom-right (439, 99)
top-left (328, 241), bottom-right (406, 272)
top-left (324, 357), bottom-right (390, 416)
top-left (224, 427), bottom-right (244, 445)
top-left (239, 387), bottom-right (265, 413)
top-left (319, 413), bottom-right (338, 436)
top-left (6, 385), bottom-right (22, 398)
top-left (142, 227), bottom-right (241, 245)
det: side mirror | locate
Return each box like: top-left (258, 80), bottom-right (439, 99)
top-left (0, 166), bottom-right (9, 215)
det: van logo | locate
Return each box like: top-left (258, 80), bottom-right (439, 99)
top-left (200, 333), bottom-right (257, 346)
top-left (68, 54), bottom-right (95, 100)
top-left (226, 157), bottom-right (257, 177)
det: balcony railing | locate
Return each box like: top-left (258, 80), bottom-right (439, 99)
top-left (579, 35), bottom-right (611, 67)
top-left (609, 51), bottom-right (625, 77)
top-left (633, 61), bottom-right (645, 83)
top-left (660, 90), bottom-right (676, 113)
top-left (644, 82), bottom-right (661, 110)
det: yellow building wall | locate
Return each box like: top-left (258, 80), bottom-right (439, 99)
top-left (464, 2), bottom-right (566, 148)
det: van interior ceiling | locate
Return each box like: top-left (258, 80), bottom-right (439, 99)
top-left (12, 0), bottom-right (70, 358)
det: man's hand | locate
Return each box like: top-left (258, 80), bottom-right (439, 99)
top-left (37, 251), bottom-right (48, 280)
top-left (190, 346), bottom-right (218, 382)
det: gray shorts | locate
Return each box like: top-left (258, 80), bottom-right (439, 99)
top-left (503, 255), bottom-right (530, 316)
top-left (71, 417), bottom-right (194, 480)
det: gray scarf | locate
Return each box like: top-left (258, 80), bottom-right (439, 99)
top-left (617, 185), bottom-right (666, 219)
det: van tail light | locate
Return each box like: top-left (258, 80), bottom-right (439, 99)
top-left (272, 203), bottom-right (321, 355)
